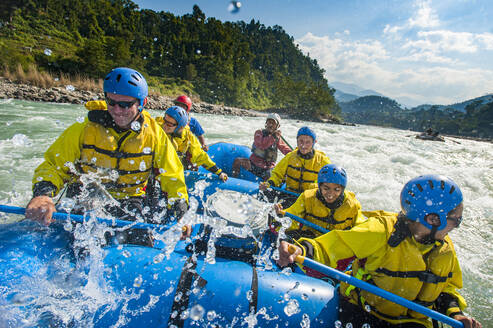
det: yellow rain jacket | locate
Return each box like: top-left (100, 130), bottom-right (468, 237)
top-left (267, 149), bottom-right (330, 193)
top-left (298, 211), bottom-right (466, 327)
top-left (33, 109), bottom-right (188, 202)
top-left (155, 119), bottom-right (222, 175)
top-left (285, 188), bottom-right (365, 237)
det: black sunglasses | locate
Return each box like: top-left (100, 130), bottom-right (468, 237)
top-left (163, 116), bottom-right (178, 127)
top-left (105, 97), bottom-right (137, 109)
top-left (447, 216), bottom-right (462, 228)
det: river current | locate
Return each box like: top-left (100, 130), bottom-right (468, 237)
top-left (0, 99), bottom-right (491, 326)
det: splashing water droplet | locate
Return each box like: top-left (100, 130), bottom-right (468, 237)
top-left (139, 161), bottom-right (147, 171)
top-left (153, 37), bottom-right (158, 41)
top-left (334, 320), bottom-right (342, 328)
top-left (143, 147), bottom-right (152, 154)
top-left (65, 85), bottom-right (75, 91)
top-left (207, 310), bottom-right (217, 321)
top-left (131, 121), bottom-right (141, 131)
top-left (196, 49), bottom-right (201, 54)
top-left (190, 304), bottom-right (205, 321)
top-left (44, 48), bottom-right (52, 56)
top-left (228, 1), bottom-right (242, 14)
top-left (76, 116), bottom-right (85, 123)
top-left (300, 313), bottom-right (310, 328)
top-left (133, 275), bottom-right (143, 287)
top-left (283, 299), bottom-right (300, 316)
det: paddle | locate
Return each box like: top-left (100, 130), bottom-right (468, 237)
top-left (280, 134), bottom-right (294, 151)
top-left (283, 212), bottom-right (329, 234)
top-left (0, 205), bottom-right (178, 232)
top-left (269, 185), bottom-right (299, 197)
top-left (287, 246), bottom-right (464, 328)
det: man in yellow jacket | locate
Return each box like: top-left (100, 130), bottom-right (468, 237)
top-left (155, 106), bottom-right (228, 182)
top-left (25, 67), bottom-right (189, 244)
top-left (275, 164), bottom-right (365, 240)
top-left (277, 174), bottom-right (482, 328)
top-left (259, 126), bottom-right (330, 207)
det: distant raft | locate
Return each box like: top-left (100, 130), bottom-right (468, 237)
top-left (416, 134), bottom-right (445, 142)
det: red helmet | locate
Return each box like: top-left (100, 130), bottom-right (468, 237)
top-left (174, 95), bottom-right (192, 112)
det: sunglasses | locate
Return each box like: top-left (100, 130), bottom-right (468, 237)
top-left (105, 97), bottom-right (138, 109)
top-left (163, 116), bottom-right (178, 127)
top-left (447, 216), bottom-right (462, 228)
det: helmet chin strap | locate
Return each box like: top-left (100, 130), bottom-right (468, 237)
top-left (421, 224), bottom-right (439, 244)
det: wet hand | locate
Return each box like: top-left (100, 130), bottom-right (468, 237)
top-left (453, 314), bottom-right (482, 328)
top-left (274, 203), bottom-right (284, 216)
top-left (25, 196), bottom-right (55, 226)
top-left (202, 144), bottom-right (209, 152)
top-left (273, 130), bottom-right (281, 138)
top-left (259, 181), bottom-right (270, 191)
top-left (218, 172), bottom-right (228, 182)
top-left (180, 225), bottom-right (192, 240)
top-left (277, 241), bottom-right (301, 267)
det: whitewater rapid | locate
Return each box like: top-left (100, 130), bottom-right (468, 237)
top-left (0, 99), bottom-right (491, 325)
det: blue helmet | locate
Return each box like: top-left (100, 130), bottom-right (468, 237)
top-left (400, 174), bottom-right (463, 231)
top-left (297, 126), bottom-right (316, 142)
top-left (103, 67), bottom-right (148, 110)
top-left (318, 164), bottom-right (347, 188)
top-left (165, 106), bottom-right (189, 133)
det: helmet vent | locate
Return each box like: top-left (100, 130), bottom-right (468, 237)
top-left (407, 190), bottom-right (415, 197)
top-left (116, 74), bottom-right (122, 82)
top-left (130, 73), bottom-right (141, 81)
top-left (405, 200), bottom-right (411, 205)
top-left (128, 81), bottom-right (137, 86)
top-left (416, 184), bottom-right (423, 192)
top-left (440, 181), bottom-right (445, 189)
top-left (449, 186), bottom-right (456, 194)
top-left (428, 180), bottom-right (434, 189)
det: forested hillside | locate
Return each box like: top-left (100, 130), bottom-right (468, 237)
top-left (341, 95), bottom-right (493, 139)
top-left (0, 0), bottom-right (339, 118)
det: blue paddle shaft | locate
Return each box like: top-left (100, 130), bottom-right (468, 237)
top-left (299, 256), bottom-right (464, 328)
top-left (270, 186), bottom-right (299, 197)
top-left (0, 205), bottom-right (174, 231)
top-left (284, 212), bottom-right (329, 234)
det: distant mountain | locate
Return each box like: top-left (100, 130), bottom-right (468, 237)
top-left (334, 90), bottom-right (359, 103)
top-left (330, 81), bottom-right (384, 98)
top-left (409, 94), bottom-right (493, 113)
top-left (340, 94), bottom-right (493, 139)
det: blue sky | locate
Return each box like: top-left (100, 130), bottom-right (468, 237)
top-left (134, 0), bottom-right (493, 107)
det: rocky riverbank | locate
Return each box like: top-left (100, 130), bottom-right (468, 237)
top-left (0, 78), bottom-right (263, 117)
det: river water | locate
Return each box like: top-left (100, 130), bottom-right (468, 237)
top-left (0, 98), bottom-right (491, 326)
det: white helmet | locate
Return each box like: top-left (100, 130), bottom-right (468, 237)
top-left (266, 113), bottom-right (281, 128)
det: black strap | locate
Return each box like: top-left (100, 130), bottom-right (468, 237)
top-left (168, 256), bottom-right (208, 327)
top-left (375, 267), bottom-right (452, 283)
top-left (249, 266), bottom-right (259, 313)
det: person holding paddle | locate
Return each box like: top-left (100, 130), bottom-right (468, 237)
top-left (277, 174), bottom-right (482, 328)
top-left (232, 113), bottom-right (291, 181)
top-left (274, 164), bottom-right (365, 241)
top-left (25, 67), bottom-right (189, 245)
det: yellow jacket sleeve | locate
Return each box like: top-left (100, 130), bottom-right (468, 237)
top-left (84, 100), bottom-right (107, 111)
top-left (298, 216), bottom-right (389, 268)
top-left (32, 121), bottom-right (86, 195)
top-left (268, 151), bottom-right (291, 187)
top-left (152, 126), bottom-right (188, 203)
top-left (285, 192), bottom-right (307, 230)
top-left (186, 129), bottom-right (221, 173)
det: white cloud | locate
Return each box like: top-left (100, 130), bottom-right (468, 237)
top-left (408, 0), bottom-right (440, 28)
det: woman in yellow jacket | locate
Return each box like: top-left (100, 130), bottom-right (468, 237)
top-left (274, 164), bottom-right (365, 241)
top-left (277, 175), bottom-right (482, 328)
top-left (156, 106), bottom-right (227, 182)
top-left (259, 126), bottom-right (330, 207)
top-left (25, 68), bottom-right (189, 245)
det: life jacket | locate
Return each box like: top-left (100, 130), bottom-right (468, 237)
top-left (155, 121), bottom-right (220, 174)
top-left (341, 212), bottom-right (458, 327)
top-left (269, 149), bottom-right (331, 193)
top-left (77, 110), bottom-right (157, 199)
top-left (286, 188), bottom-right (362, 236)
top-left (251, 130), bottom-right (279, 163)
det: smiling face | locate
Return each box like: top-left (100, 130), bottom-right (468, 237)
top-left (297, 135), bottom-right (314, 154)
top-left (162, 114), bottom-right (178, 134)
top-left (319, 182), bottom-right (344, 203)
top-left (265, 118), bottom-right (278, 133)
top-left (106, 94), bottom-right (140, 129)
